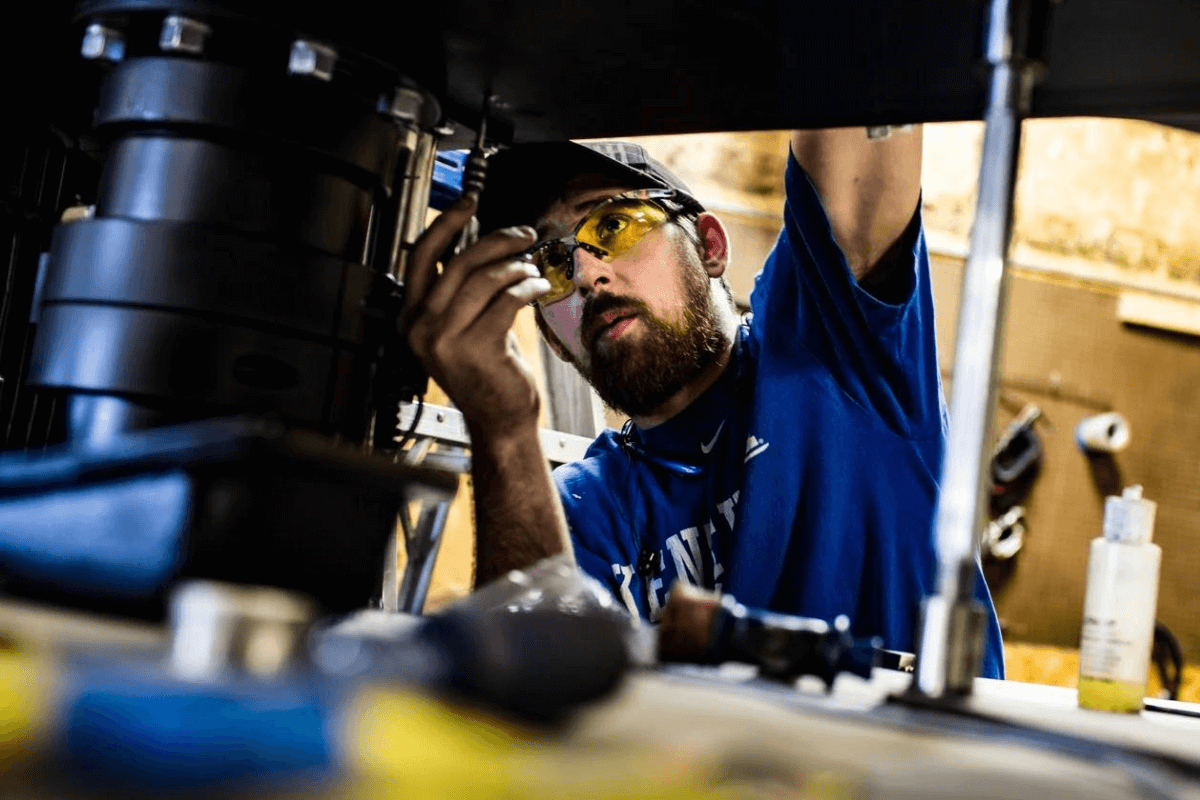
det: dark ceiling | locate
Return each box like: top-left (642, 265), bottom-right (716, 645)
top-left (11, 2), bottom-right (1200, 142)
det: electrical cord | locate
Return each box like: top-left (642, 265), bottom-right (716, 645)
top-left (395, 395), bottom-right (425, 455)
top-left (1153, 621), bottom-right (1184, 701)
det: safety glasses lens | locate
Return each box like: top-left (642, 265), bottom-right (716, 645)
top-left (531, 197), bottom-right (673, 308)
top-left (576, 201), bottom-right (670, 261)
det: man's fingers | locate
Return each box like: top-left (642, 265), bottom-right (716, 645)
top-left (423, 226), bottom-right (539, 316)
top-left (465, 276), bottom-right (553, 342)
top-left (434, 261), bottom-right (546, 338)
top-left (403, 196), bottom-right (478, 313)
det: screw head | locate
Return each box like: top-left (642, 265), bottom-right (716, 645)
top-left (81, 23), bottom-right (125, 62)
top-left (381, 87), bottom-right (425, 123)
top-left (159, 15), bottom-right (212, 55)
top-left (288, 40), bottom-right (338, 82)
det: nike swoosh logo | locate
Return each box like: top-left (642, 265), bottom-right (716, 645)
top-left (700, 421), bottom-right (725, 454)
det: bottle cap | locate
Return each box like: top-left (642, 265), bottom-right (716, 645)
top-left (1103, 484), bottom-right (1157, 544)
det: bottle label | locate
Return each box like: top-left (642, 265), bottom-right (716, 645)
top-left (1079, 542), bottom-right (1160, 686)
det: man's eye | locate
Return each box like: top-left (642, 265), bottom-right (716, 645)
top-left (595, 214), bottom-right (629, 239)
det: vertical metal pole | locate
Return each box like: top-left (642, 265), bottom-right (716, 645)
top-left (397, 498), bottom-right (453, 614)
top-left (394, 131), bottom-right (438, 282)
top-left (914, 0), bottom-right (1032, 697)
top-left (375, 125), bottom-right (438, 608)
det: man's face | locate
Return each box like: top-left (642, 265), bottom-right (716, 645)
top-left (534, 181), bottom-right (728, 418)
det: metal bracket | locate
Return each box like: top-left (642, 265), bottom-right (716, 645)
top-left (397, 402), bottom-right (594, 465)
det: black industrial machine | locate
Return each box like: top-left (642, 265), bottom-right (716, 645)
top-left (0, 2), bottom-right (469, 619)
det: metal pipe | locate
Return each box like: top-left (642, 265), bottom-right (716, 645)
top-left (914, 0), bottom-right (1028, 697)
top-left (393, 131), bottom-right (438, 281)
top-left (398, 498), bottom-right (453, 614)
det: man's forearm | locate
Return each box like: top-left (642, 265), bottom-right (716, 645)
top-left (790, 127), bottom-right (922, 281)
top-left (469, 425), bottom-right (574, 587)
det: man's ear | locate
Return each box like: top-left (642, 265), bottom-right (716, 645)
top-left (534, 306), bottom-right (575, 364)
top-left (695, 213), bottom-right (730, 278)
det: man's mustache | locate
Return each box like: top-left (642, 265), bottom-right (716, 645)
top-left (581, 294), bottom-right (650, 347)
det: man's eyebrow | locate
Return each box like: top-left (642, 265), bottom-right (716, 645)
top-left (573, 196), bottom-right (607, 213)
top-left (536, 195), bottom-right (612, 239)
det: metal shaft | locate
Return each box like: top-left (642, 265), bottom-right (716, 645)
top-left (393, 130), bottom-right (439, 281)
top-left (398, 499), bottom-right (453, 614)
top-left (914, 0), bottom-right (1027, 697)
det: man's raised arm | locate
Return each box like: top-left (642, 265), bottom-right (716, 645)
top-left (790, 127), bottom-right (923, 282)
top-left (401, 197), bottom-right (574, 588)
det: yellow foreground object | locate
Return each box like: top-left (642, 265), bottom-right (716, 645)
top-left (1078, 676), bottom-right (1145, 714)
top-left (0, 652), bottom-right (41, 768)
top-left (342, 686), bottom-right (860, 800)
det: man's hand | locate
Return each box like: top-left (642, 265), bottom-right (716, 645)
top-left (400, 196), bottom-right (573, 587)
top-left (401, 196), bottom-right (552, 438)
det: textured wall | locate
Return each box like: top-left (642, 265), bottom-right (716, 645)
top-left (926, 118), bottom-right (1200, 282)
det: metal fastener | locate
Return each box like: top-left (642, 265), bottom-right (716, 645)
top-left (60, 205), bottom-right (96, 223)
top-left (381, 86), bottom-right (425, 123)
top-left (81, 23), bottom-right (125, 62)
top-left (288, 40), bottom-right (337, 81)
top-left (159, 15), bottom-right (212, 55)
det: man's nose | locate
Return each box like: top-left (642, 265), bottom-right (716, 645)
top-left (572, 246), bottom-right (613, 297)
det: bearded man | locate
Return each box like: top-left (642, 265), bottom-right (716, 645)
top-left (402, 129), bottom-right (1004, 678)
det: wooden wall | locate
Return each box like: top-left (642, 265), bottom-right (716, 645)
top-left (931, 256), bottom-right (1200, 658)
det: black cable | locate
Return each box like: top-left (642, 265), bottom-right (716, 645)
top-left (395, 394), bottom-right (425, 455)
top-left (1153, 621), bottom-right (1185, 701)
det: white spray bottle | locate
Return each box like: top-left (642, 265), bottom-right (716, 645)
top-left (1078, 485), bottom-right (1161, 713)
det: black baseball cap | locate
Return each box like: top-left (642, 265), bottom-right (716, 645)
top-left (477, 141), bottom-right (705, 234)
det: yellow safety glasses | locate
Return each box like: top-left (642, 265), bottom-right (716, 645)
top-left (526, 189), bottom-right (687, 307)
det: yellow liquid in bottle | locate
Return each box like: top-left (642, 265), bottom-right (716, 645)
top-left (1077, 676), bottom-right (1145, 713)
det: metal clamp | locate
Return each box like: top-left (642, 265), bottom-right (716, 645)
top-left (288, 40), bottom-right (338, 81)
top-left (984, 505), bottom-right (1026, 560)
top-left (81, 23), bottom-right (125, 62)
top-left (159, 15), bottom-right (212, 55)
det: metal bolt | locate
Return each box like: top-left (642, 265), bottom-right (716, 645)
top-left (159, 15), bottom-right (212, 55)
top-left (81, 23), bottom-right (125, 62)
top-left (288, 39), bottom-right (337, 82)
top-left (60, 205), bottom-right (95, 223)
top-left (381, 87), bottom-right (425, 123)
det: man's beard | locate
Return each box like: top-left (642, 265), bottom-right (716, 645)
top-left (576, 264), bottom-right (729, 418)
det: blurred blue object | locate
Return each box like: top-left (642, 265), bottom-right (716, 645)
top-left (0, 473), bottom-right (189, 598)
top-left (62, 663), bottom-right (335, 789)
top-left (430, 150), bottom-right (468, 210)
